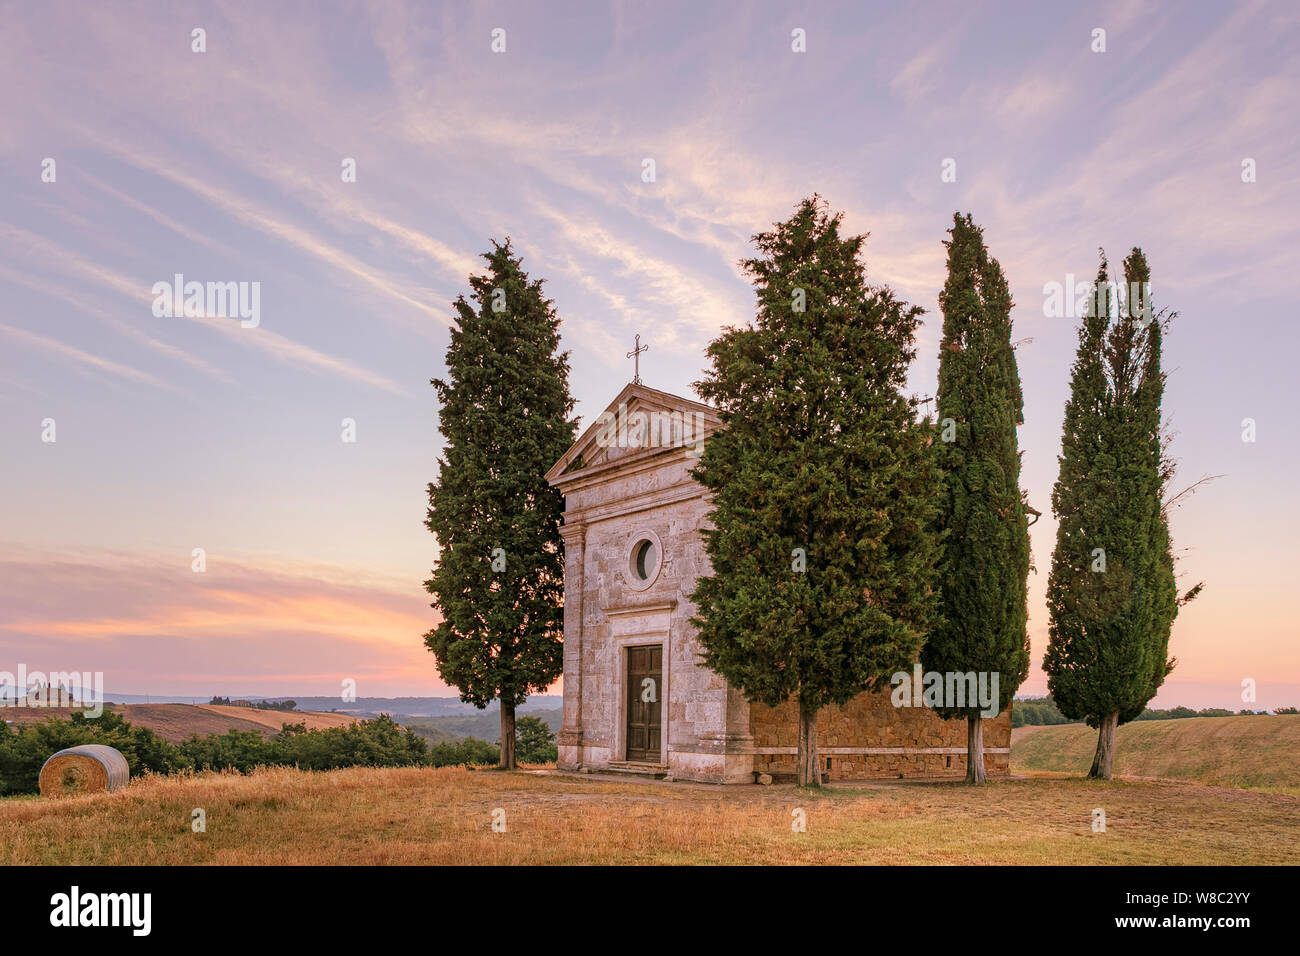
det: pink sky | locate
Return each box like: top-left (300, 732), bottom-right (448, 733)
top-left (1, 2), bottom-right (1296, 709)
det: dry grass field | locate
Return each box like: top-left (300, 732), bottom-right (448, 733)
top-left (1011, 714), bottom-right (1300, 795)
top-left (195, 704), bottom-right (356, 734)
top-left (2, 765), bottom-right (1295, 865)
top-left (2, 703), bottom-right (355, 742)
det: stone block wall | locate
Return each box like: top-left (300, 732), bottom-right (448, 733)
top-left (749, 690), bottom-right (1012, 780)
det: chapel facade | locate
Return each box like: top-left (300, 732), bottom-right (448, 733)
top-left (545, 382), bottom-right (1011, 784)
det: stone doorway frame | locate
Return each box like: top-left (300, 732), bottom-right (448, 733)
top-left (623, 643), bottom-right (663, 763)
top-left (606, 602), bottom-right (673, 765)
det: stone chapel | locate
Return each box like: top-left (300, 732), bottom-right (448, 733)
top-left (545, 382), bottom-right (1011, 784)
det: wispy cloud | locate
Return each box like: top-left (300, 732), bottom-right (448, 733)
top-left (0, 320), bottom-right (181, 393)
top-left (71, 129), bottom-right (455, 336)
top-left (0, 262), bottom-right (235, 385)
top-left (529, 200), bottom-right (746, 351)
top-left (190, 313), bottom-right (410, 396)
top-left (0, 224), bottom-right (408, 395)
top-left (74, 165), bottom-right (244, 261)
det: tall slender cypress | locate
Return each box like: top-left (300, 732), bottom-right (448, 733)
top-left (1044, 249), bottom-right (1194, 778)
top-left (922, 213), bottom-right (1031, 783)
top-left (424, 240), bottom-right (577, 769)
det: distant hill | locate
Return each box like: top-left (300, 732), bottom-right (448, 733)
top-left (402, 709), bottom-right (562, 744)
top-left (1011, 714), bottom-right (1300, 794)
top-left (84, 694), bottom-right (563, 721)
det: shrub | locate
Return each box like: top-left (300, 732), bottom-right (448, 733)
top-left (0, 709), bottom-right (187, 794)
top-left (515, 715), bottom-right (558, 764)
top-left (428, 738), bottom-right (499, 768)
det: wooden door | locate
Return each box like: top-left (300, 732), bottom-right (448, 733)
top-left (625, 644), bottom-right (662, 762)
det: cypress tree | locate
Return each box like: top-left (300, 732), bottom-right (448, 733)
top-left (424, 240), bottom-right (577, 770)
top-left (921, 213), bottom-right (1031, 784)
top-left (1043, 248), bottom-right (1194, 779)
top-left (690, 196), bottom-right (941, 787)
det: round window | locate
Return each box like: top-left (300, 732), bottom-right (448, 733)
top-left (626, 532), bottom-right (662, 589)
top-left (634, 539), bottom-right (657, 580)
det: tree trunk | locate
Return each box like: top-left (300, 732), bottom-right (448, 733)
top-left (499, 702), bottom-right (516, 770)
top-left (1088, 711), bottom-right (1119, 780)
top-left (797, 701), bottom-right (822, 787)
top-left (965, 714), bottom-right (987, 784)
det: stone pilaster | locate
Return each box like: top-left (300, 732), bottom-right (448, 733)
top-left (557, 522), bottom-right (586, 770)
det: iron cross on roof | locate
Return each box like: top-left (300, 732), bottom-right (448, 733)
top-left (626, 333), bottom-right (648, 385)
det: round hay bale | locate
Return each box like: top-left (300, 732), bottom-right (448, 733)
top-left (39, 744), bottom-right (130, 796)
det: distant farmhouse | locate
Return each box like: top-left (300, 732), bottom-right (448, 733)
top-left (18, 680), bottom-right (80, 708)
top-left (546, 383), bottom-right (1011, 784)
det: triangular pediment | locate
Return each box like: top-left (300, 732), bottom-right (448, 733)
top-left (546, 382), bottom-right (719, 487)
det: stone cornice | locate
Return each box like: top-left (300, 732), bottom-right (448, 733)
top-left (551, 442), bottom-right (711, 495)
top-left (603, 599), bottom-right (678, 617)
top-left (564, 480), bottom-right (711, 527)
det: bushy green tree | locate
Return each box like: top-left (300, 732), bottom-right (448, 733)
top-left (922, 213), bottom-right (1031, 783)
top-left (0, 720), bottom-right (28, 795)
top-left (514, 715), bottom-right (558, 764)
top-left (424, 240), bottom-right (577, 769)
top-left (276, 715), bottom-right (428, 770)
top-left (0, 712), bottom-right (442, 793)
top-left (1044, 249), bottom-right (1199, 779)
top-left (180, 728), bottom-right (278, 773)
top-left (691, 196), bottom-right (941, 786)
top-left (1010, 696), bottom-right (1073, 727)
top-left (427, 737), bottom-right (500, 768)
top-left (0, 710), bottom-right (187, 794)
